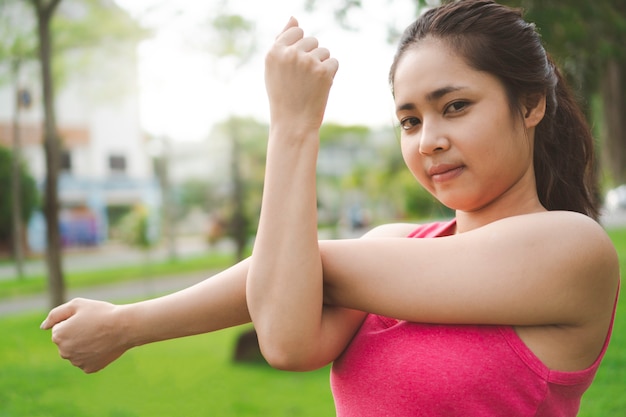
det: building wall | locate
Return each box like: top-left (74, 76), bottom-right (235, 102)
top-left (0, 3), bottom-right (160, 252)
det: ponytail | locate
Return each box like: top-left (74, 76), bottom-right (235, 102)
top-left (534, 60), bottom-right (599, 220)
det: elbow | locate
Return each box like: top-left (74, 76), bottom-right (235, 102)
top-left (256, 330), bottom-right (324, 372)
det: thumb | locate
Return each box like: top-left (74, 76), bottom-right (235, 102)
top-left (40, 301), bottom-right (77, 330)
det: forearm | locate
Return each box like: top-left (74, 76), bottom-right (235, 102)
top-left (121, 258), bottom-right (251, 348)
top-left (246, 129), bottom-right (324, 367)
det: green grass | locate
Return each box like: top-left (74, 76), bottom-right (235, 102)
top-left (0, 228), bottom-right (624, 416)
top-left (0, 253), bottom-right (234, 300)
top-left (0, 314), bottom-right (335, 417)
top-left (577, 227), bottom-right (626, 416)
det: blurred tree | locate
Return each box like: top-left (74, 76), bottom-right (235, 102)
top-left (211, 117), bottom-right (268, 261)
top-left (31, 0), bottom-right (65, 307)
top-left (206, 12), bottom-right (258, 262)
top-left (0, 1), bottom-right (38, 278)
top-left (500, 0), bottom-right (626, 186)
top-left (5, 0), bottom-right (147, 306)
top-left (0, 146), bottom-right (40, 257)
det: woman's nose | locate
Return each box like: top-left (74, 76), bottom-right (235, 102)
top-left (418, 121), bottom-right (450, 155)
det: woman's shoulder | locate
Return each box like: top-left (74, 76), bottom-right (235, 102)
top-left (492, 210), bottom-right (611, 243)
top-left (489, 210), bottom-right (619, 288)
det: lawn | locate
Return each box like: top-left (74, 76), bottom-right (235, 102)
top-left (0, 314), bottom-right (335, 417)
top-left (0, 228), bottom-right (624, 416)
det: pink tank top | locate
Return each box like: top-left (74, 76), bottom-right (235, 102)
top-left (330, 219), bottom-right (618, 417)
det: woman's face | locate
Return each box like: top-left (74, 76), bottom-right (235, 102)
top-left (393, 39), bottom-right (543, 218)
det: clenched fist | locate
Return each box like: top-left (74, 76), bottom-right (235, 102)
top-left (265, 17), bottom-right (338, 139)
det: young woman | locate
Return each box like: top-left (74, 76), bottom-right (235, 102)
top-left (42, 1), bottom-right (619, 415)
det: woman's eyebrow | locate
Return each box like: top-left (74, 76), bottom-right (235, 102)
top-left (396, 85), bottom-right (469, 113)
top-left (426, 85), bottom-right (468, 102)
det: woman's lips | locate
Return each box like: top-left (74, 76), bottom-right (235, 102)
top-left (428, 164), bottom-right (465, 183)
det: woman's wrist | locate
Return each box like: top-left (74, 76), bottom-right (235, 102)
top-left (115, 303), bottom-right (144, 349)
top-left (268, 122), bottom-right (321, 146)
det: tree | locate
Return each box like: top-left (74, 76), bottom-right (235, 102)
top-left (500, 0), bottom-right (626, 186)
top-left (206, 13), bottom-right (258, 262)
top-left (31, 0), bottom-right (65, 307)
top-left (0, 0), bottom-right (38, 278)
top-left (0, 146), bottom-right (40, 253)
top-left (20, 0), bottom-right (147, 306)
top-left (211, 117), bottom-right (268, 261)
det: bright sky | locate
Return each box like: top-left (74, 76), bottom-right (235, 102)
top-left (115, 0), bottom-right (417, 141)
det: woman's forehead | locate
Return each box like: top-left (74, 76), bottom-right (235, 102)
top-left (392, 42), bottom-right (496, 103)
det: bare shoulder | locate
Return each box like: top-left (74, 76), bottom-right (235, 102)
top-left (360, 222), bottom-right (421, 238)
top-left (489, 211), bottom-right (619, 296)
top-left (492, 211), bottom-right (616, 255)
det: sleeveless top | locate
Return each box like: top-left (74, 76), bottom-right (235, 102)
top-left (330, 219), bottom-right (618, 417)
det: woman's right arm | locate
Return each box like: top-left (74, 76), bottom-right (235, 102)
top-left (40, 258), bottom-right (252, 373)
top-left (40, 223), bottom-right (413, 374)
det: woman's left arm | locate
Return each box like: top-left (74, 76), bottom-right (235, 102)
top-left (246, 18), bottom-right (364, 371)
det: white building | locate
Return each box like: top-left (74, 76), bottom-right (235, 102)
top-left (0, 1), bottom-right (159, 252)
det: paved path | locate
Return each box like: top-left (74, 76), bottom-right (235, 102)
top-left (0, 235), bottom-right (229, 317)
top-left (0, 235), bottom-right (222, 281)
top-left (0, 271), bottom-right (216, 317)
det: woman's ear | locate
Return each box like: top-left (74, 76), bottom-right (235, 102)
top-left (523, 93), bottom-right (547, 128)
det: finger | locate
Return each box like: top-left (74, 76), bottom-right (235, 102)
top-left (310, 47), bottom-right (331, 62)
top-left (324, 57), bottom-right (340, 78)
top-left (295, 36), bottom-right (319, 53)
top-left (40, 299), bottom-right (78, 330)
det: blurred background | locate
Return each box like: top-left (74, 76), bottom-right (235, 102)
top-left (0, 0), bottom-right (624, 416)
top-left (1, 0), bottom-right (624, 300)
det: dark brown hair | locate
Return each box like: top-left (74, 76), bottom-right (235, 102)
top-left (389, 0), bottom-right (599, 220)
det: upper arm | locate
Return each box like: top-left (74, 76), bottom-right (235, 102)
top-left (305, 223), bottom-right (421, 370)
top-left (321, 212), bottom-right (619, 328)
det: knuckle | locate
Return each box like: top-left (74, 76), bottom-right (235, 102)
top-left (51, 329), bottom-right (61, 344)
top-left (58, 348), bottom-right (70, 360)
top-left (69, 297), bottom-right (85, 306)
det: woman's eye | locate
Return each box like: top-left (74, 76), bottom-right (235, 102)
top-left (400, 117), bottom-right (421, 130)
top-left (445, 101), bottom-right (469, 114)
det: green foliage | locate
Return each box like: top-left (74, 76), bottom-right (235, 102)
top-left (53, 0), bottom-right (148, 50)
top-left (319, 122), bottom-right (370, 145)
top-left (178, 179), bottom-right (218, 215)
top-left (1, 0), bottom-right (148, 90)
top-left (0, 146), bottom-right (40, 243)
top-left (211, 117), bottom-right (269, 239)
top-left (116, 206), bottom-right (156, 250)
top-left (210, 14), bottom-right (256, 59)
top-left (0, 0), bottom-right (38, 63)
top-left (50, 0), bottom-right (149, 93)
top-left (500, 0), bottom-right (626, 96)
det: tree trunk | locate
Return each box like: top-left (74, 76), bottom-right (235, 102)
top-left (33, 0), bottom-right (65, 307)
top-left (601, 59), bottom-right (626, 186)
top-left (11, 61), bottom-right (25, 279)
top-left (229, 120), bottom-right (248, 263)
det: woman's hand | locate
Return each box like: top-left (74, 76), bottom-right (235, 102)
top-left (265, 17), bottom-right (338, 137)
top-left (41, 298), bottom-right (130, 373)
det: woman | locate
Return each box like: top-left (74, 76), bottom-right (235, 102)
top-left (43, 1), bottom-right (619, 415)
